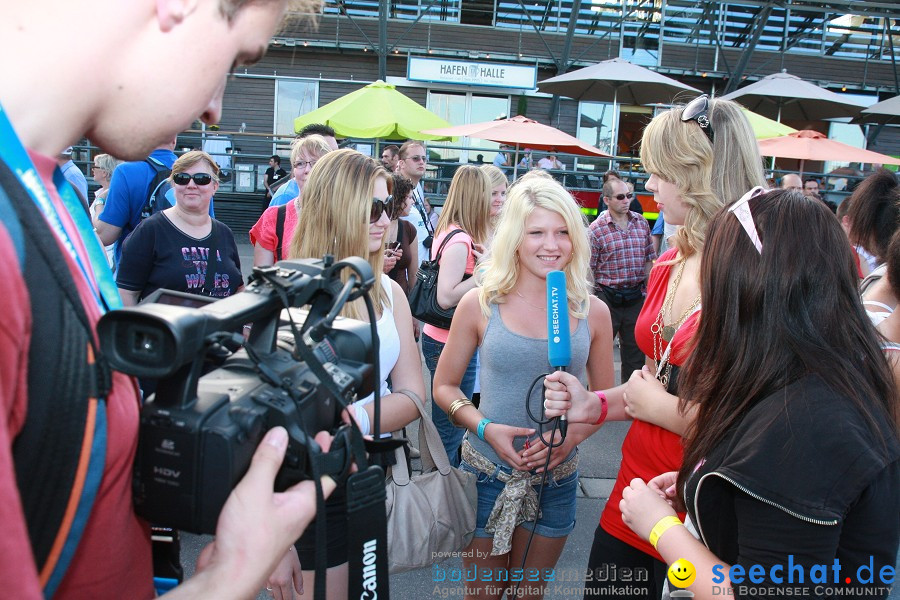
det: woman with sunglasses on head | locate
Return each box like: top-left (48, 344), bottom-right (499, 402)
top-left (543, 96), bottom-right (765, 599)
top-left (434, 176), bottom-right (614, 600)
top-left (608, 189), bottom-right (898, 597)
top-left (272, 149), bottom-right (424, 600)
top-left (116, 150), bottom-right (243, 306)
top-left (250, 134), bottom-right (333, 268)
top-left (423, 165), bottom-right (492, 467)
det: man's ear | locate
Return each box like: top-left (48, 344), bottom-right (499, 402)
top-left (155, 0), bottom-right (201, 32)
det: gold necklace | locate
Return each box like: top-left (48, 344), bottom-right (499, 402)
top-left (650, 259), bottom-right (701, 387)
top-left (515, 290), bottom-right (546, 311)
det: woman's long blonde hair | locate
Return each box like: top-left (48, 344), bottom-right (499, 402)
top-left (435, 165), bottom-right (491, 245)
top-left (640, 97), bottom-right (765, 259)
top-left (478, 177), bottom-right (591, 319)
top-left (287, 149), bottom-right (391, 319)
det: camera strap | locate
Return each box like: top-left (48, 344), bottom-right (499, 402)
top-left (346, 465), bottom-right (390, 600)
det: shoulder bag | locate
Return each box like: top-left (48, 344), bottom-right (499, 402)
top-left (386, 390), bottom-right (477, 573)
top-left (408, 228), bottom-right (469, 329)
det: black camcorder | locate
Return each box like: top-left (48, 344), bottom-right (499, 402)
top-left (98, 257), bottom-right (377, 534)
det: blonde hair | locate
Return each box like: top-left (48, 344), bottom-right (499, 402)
top-left (287, 149), bottom-right (391, 319)
top-left (480, 164), bottom-right (507, 190)
top-left (93, 153), bottom-right (121, 174)
top-left (478, 177), bottom-right (591, 319)
top-left (435, 165), bottom-right (491, 245)
top-left (640, 97), bottom-right (765, 259)
top-left (290, 134), bottom-right (332, 167)
top-left (169, 150), bottom-right (220, 183)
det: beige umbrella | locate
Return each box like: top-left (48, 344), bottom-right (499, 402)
top-left (721, 70), bottom-right (868, 121)
top-left (537, 58), bottom-right (701, 153)
top-left (853, 94), bottom-right (900, 126)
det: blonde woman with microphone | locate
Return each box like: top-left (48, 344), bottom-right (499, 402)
top-left (433, 176), bottom-right (614, 600)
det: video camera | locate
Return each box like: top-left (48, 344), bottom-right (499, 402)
top-left (98, 256), bottom-right (377, 534)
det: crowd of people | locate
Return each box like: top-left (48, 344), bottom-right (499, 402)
top-left (2, 1), bottom-right (899, 599)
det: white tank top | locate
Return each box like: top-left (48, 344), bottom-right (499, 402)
top-left (357, 274), bottom-right (401, 406)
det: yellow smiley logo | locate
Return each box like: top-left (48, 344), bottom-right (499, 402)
top-left (668, 559), bottom-right (697, 588)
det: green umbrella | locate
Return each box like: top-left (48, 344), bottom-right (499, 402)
top-left (293, 80), bottom-right (453, 140)
top-left (741, 107), bottom-right (798, 140)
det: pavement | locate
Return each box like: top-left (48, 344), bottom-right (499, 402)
top-left (174, 242), bottom-right (898, 599)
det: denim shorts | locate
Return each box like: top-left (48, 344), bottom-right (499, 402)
top-left (459, 457), bottom-right (578, 539)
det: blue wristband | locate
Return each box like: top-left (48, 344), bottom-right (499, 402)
top-left (476, 418), bottom-right (492, 441)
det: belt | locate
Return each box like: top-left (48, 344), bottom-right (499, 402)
top-left (461, 438), bottom-right (578, 556)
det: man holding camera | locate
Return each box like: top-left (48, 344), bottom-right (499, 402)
top-left (589, 177), bottom-right (656, 384)
top-left (0, 1), bottom-right (336, 599)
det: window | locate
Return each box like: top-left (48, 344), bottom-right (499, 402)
top-left (427, 91), bottom-right (510, 163)
top-left (274, 79), bottom-right (319, 152)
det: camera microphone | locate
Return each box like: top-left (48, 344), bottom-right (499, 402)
top-left (546, 270), bottom-right (570, 439)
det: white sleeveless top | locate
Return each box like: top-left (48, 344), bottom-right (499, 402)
top-left (357, 274), bottom-right (401, 407)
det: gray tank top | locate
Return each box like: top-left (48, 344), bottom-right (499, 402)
top-left (468, 302), bottom-right (591, 467)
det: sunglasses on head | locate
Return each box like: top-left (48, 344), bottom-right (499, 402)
top-left (173, 172), bottom-right (214, 186)
top-left (681, 94), bottom-right (714, 144)
top-left (609, 192), bottom-right (634, 201)
top-left (371, 196), bottom-right (394, 223)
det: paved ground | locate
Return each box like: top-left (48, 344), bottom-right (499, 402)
top-left (176, 242), bottom-right (898, 599)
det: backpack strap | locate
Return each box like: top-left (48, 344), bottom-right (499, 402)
top-left (0, 156), bottom-right (110, 598)
top-left (275, 203), bottom-right (288, 262)
top-left (141, 157), bottom-right (171, 219)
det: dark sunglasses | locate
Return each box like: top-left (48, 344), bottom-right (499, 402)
top-left (681, 94), bottom-right (714, 143)
top-left (173, 172), bottom-right (214, 186)
top-left (609, 192), bottom-right (634, 201)
top-left (371, 196), bottom-right (394, 223)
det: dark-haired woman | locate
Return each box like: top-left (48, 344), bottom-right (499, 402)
top-left (847, 168), bottom-right (900, 324)
top-left (384, 173), bottom-right (418, 296)
top-left (548, 189), bottom-right (900, 597)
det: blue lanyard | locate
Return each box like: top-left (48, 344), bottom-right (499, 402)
top-left (0, 104), bottom-right (121, 311)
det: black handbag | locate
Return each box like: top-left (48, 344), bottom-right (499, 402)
top-left (408, 229), bottom-right (469, 329)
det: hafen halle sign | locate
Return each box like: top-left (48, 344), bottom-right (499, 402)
top-left (408, 57), bottom-right (537, 90)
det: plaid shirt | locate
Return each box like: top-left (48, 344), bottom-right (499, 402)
top-left (588, 210), bottom-right (656, 290)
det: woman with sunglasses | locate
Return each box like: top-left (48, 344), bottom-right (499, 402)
top-left (250, 134), bottom-right (333, 267)
top-left (543, 96), bottom-right (765, 599)
top-left (117, 150), bottom-right (243, 306)
top-left (434, 176), bottom-right (614, 600)
top-left (273, 149), bottom-right (424, 600)
top-left (89, 153), bottom-right (122, 269)
top-left (423, 165), bottom-right (492, 466)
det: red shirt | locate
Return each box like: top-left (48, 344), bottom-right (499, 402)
top-left (0, 152), bottom-right (153, 599)
top-left (600, 248), bottom-right (698, 560)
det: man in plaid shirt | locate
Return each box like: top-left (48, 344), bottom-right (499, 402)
top-left (589, 177), bottom-right (656, 383)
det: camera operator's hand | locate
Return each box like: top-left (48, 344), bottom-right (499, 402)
top-left (165, 427), bottom-right (336, 600)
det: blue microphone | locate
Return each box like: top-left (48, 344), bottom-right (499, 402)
top-left (547, 270), bottom-right (570, 437)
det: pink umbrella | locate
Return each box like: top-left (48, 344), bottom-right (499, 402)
top-left (757, 129), bottom-right (900, 176)
top-left (421, 115), bottom-right (610, 177)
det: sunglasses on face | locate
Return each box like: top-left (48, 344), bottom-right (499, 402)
top-left (173, 172), bottom-right (214, 186)
top-left (404, 155), bottom-right (427, 163)
top-left (681, 94), bottom-right (714, 144)
top-left (609, 192), bottom-right (634, 201)
top-left (371, 196), bottom-right (394, 223)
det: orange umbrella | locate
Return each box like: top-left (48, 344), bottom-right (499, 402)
top-left (757, 129), bottom-right (900, 175)
top-left (422, 115), bottom-right (611, 177)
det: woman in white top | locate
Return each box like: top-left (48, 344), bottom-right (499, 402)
top-left (266, 149), bottom-right (425, 600)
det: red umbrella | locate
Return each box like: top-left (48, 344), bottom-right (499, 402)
top-left (421, 115), bottom-right (611, 177)
top-left (757, 129), bottom-right (900, 176)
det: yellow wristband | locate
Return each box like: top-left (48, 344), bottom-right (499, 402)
top-left (648, 515), bottom-right (683, 549)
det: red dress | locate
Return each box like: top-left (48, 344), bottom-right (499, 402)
top-left (599, 248), bottom-right (698, 560)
